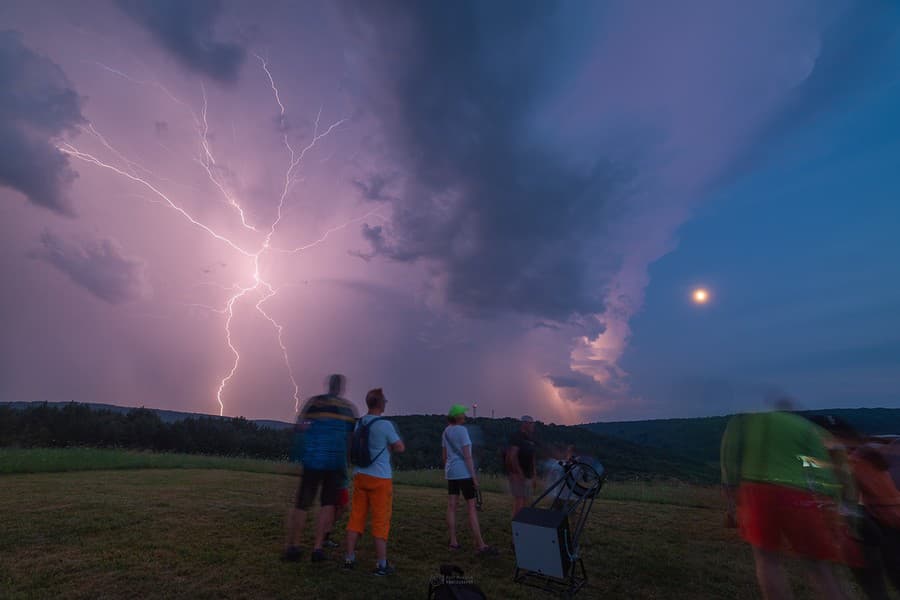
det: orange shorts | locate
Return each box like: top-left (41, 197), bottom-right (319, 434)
top-left (347, 473), bottom-right (393, 540)
top-left (738, 482), bottom-right (860, 564)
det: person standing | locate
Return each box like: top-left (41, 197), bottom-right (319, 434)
top-left (344, 388), bottom-right (405, 576)
top-left (282, 374), bottom-right (357, 563)
top-left (506, 415), bottom-right (537, 518)
top-left (443, 404), bottom-right (498, 556)
top-left (720, 409), bottom-right (852, 600)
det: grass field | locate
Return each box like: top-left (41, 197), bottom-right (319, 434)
top-left (0, 449), bottom-right (865, 599)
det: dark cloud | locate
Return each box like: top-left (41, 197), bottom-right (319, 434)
top-left (352, 172), bottom-right (397, 202)
top-left (349, 2), bottom-right (624, 320)
top-left (30, 231), bottom-right (150, 304)
top-left (0, 30), bottom-right (85, 215)
top-left (117, 0), bottom-right (245, 83)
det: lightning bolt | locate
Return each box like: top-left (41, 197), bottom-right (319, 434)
top-left (58, 58), bottom-right (373, 417)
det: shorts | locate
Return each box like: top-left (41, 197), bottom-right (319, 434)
top-left (737, 481), bottom-right (857, 563)
top-left (347, 473), bottom-right (393, 540)
top-left (448, 478), bottom-right (477, 500)
top-left (295, 467), bottom-right (342, 510)
top-left (508, 476), bottom-right (534, 499)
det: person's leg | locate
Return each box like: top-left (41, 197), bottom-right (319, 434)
top-left (880, 525), bottom-right (900, 592)
top-left (466, 498), bottom-right (487, 549)
top-left (370, 477), bottom-right (393, 569)
top-left (345, 475), bottom-right (369, 564)
top-left (285, 508), bottom-right (307, 548)
top-left (313, 470), bottom-right (341, 551)
top-left (805, 561), bottom-right (849, 600)
top-left (325, 499), bottom-right (347, 546)
top-left (508, 476), bottom-right (519, 517)
top-left (752, 547), bottom-right (792, 600)
top-left (284, 470), bottom-right (317, 555)
top-left (447, 493), bottom-right (459, 547)
top-left (314, 505), bottom-right (335, 551)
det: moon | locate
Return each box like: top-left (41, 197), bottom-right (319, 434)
top-left (692, 288), bottom-right (709, 304)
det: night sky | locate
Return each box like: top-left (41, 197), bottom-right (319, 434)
top-left (2, 0), bottom-right (899, 424)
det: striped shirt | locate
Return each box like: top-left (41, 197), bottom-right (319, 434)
top-left (298, 394), bottom-right (358, 471)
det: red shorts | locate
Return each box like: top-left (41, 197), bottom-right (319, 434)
top-left (738, 482), bottom-right (859, 564)
top-left (336, 487), bottom-right (349, 507)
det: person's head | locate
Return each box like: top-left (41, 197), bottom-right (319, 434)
top-left (809, 415), bottom-right (862, 450)
top-left (447, 404), bottom-right (467, 425)
top-left (365, 388), bottom-right (387, 414)
top-left (521, 415), bottom-right (535, 434)
top-left (327, 374), bottom-right (346, 396)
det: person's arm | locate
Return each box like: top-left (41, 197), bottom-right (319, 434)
top-left (508, 446), bottom-right (523, 477)
top-left (387, 421), bottom-right (405, 453)
top-left (442, 446), bottom-right (448, 466)
top-left (462, 445), bottom-right (478, 487)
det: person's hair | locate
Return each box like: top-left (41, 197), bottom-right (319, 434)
top-left (328, 374), bottom-right (345, 395)
top-left (366, 388), bottom-right (386, 409)
top-left (447, 414), bottom-right (463, 425)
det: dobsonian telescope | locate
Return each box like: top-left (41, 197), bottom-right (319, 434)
top-left (512, 457), bottom-right (606, 598)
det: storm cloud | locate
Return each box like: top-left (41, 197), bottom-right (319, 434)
top-left (347, 2), bottom-right (625, 320)
top-left (30, 231), bottom-right (150, 305)
top-left (0, 30), bottom-right (84, 215)
top-left (117, 0), bottom-right (245, 83)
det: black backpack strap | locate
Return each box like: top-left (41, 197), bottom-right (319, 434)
top-left (365, 416), bottom-right (387, 464)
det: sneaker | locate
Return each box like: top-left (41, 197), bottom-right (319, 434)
top-left (448, 543), bottom-right (462, 551)
top-left (311, 549), bottom-right (326, 563)
top-left (476, 545), bottom-right (499, 557)
top-left (373, 563), bottom-right (396, 576)
top-left (343, 558), bottom-right (356, 570)
top-left (281, 546), bottom-right (302, 562)
top-left (324, 539), bottom-right (340, 549)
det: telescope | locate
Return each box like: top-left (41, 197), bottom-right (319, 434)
top-left (512, 458), bottom-right (606, 598)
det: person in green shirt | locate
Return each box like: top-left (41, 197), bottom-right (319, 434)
top-left (721, 409), bottom-right (852, 600)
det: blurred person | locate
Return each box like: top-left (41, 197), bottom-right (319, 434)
top-left (506, 415), bottom-right (537, 518)
top-left (720, 408), bottom-right (850, 600)
top-left (322, 468), bottom-right (350, 549)
top-left (344, 388), bottom-right (405, 576)
top-left (442, 404), bottom-right (498, 556)
top-left (813, 417), bottom-right (900, 599)
top-left (282, 374), bottom-right (357, 563)
top-left (849, 440), bottom-right (900, 597)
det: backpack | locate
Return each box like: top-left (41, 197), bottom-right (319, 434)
top-left (350, 417), bottom-right (386, 467)
top-left (428, 565), bottom-right (487, 600)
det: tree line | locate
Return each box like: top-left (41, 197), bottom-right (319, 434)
top-left (0, 403), bottom-right (717, 481)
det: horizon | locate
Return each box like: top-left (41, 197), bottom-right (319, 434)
top-left (5, 399), bottom-right (900, 428)
top-left (2, 1), bottom-right (899, 425)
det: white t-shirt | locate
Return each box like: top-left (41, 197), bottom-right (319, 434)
top-left (443, 425), bottom-right (473, 480)
top-left (353, 415), bottom-right (401, 480)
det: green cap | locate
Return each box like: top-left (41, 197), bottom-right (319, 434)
top-left (448, 404), bottom-right (468, 418)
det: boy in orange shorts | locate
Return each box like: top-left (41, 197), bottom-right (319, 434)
top-left (344, 388), bottom-right (405, 576)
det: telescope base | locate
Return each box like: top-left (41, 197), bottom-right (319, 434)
top-left (514, 558), bottom-right (587, 598)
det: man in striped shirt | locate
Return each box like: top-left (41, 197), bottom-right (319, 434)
top-left (282, 374), bottom-right (358, 563)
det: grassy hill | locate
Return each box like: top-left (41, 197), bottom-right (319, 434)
top-left (0, 448), bottom-right (840, 599)
top-left (583, 407), bottom-right (900, 466)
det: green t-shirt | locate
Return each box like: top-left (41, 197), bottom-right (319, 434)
top-left (720, 411), bottom-right (839, 498)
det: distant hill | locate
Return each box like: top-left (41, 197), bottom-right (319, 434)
top-left (1, 402), bottom-right (717, 482)
top-left (0, 402), bottom-right (293, 430)
top-left (583, 407), bottom-right (900, 466)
